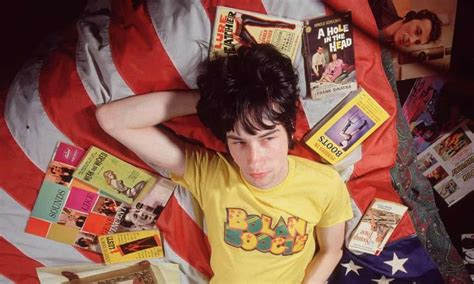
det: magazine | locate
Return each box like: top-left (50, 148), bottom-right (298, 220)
top-left (402, 76), bottom-right (448, 154)
top-left (348, 198), bottom-right (408, 255)
top-left (99, 230), bottom-right (164, 264)
top-left (416, 121), bottom-right (474, 206)
top-left (209, 6), bottom-right (303, 63)
top-left (301, 11), bottom-right (357, 100)
top-left (26, 142), bottom-right (176, 253)
top-left (303, 88), bottom-right (389, 164)
top-left (73, 146), bottom-right (158, 205)
top-left (36, 260), bottom-right (180, 284)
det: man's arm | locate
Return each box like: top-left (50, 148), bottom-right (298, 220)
top-left (302, 222), bottom-right (345, 284)
top-left (95, 91), bottom-right (200, 176)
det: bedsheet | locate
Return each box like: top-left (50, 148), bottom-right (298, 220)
top-left (0, 0), bottom-right (470, 283)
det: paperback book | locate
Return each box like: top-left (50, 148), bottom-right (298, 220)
top-left (303, 88), bottom-right (389, 164)
top-left (210, 6), bottom-right (303, 63)
top-left (302, 11), bottom-right (357, 99)
top-left (99, 230), bottom-right (164, 264)
top-left (348, 198), bottom-right (408, 255)
top-left (73, 146), bottom-right (157, 204)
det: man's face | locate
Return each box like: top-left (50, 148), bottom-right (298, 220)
top-left (393, 19), bottom-right (432, 48)
top-left (226, 122), bottom-right (289, 189)
top-left (127, 208), bottom-right (156, 227)
top-left (317, 47), bottom-right (323, 54)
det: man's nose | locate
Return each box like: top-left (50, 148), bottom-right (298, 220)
top-left (247, 144), bottom-right (263, 164)
top-left (409, 35), bottom-right (419, 46)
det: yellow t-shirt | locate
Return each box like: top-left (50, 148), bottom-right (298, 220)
top-left (171, 144), bottom-right (353, 284)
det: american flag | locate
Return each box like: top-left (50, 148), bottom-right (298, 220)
top-left (0, 0), bottom-right (468, 283)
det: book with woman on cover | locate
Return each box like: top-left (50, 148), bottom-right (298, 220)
top-left (302, 11), bottom-right (357, 100)
top-left (348, 198), bottom-right (408, 256)
top-left (303, 88), bottom-right (389, 164)
top-left (73, 146), bottom-right (158, 205)
top-left (210, 6), bottom-right (303, 63)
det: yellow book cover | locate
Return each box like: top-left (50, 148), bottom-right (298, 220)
top-left (99, 230), bottom-right (164, 264)
top-left (210, 6), bottom-right (303, 63)
top-left (73, 146), bottom-right (157, 205)
top-left (348, 198), bottom-right (408, 255)
top-left (303, 89), bottom-right (390, 164)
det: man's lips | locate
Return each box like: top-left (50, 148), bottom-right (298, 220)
top-left (248, 171), bottom-right (269, 179)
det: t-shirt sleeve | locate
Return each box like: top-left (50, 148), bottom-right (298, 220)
top-left (169, 144), bottom-right (218, 207)
top-left (318, 175), bottom-right (353, 227)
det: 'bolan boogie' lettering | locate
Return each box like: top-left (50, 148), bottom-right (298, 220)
top-left (224, 208), bottom-right (309, 255)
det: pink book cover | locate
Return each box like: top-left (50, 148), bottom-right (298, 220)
top-left (53, 142), bottom-right (86, 167)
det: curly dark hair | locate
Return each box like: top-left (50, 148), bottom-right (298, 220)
top-left (403, 9), bottom-right (442, 42)
top-left (196, 44), bottom-right (299, 147)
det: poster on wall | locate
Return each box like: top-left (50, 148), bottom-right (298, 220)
top-left (369, 0), bottom-right (458, 81)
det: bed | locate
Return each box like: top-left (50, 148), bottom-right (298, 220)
top-left (0, 0), bottom-right (469, 283)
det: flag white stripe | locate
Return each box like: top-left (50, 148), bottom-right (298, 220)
top-left (76, 0), bottom-right (135, 105)
top-left (147, 0), bottom-right (210, 88)
top-left (5, 55), bottom-right (73, 172)
top-left (0, 188), bottom-right (92, 266)
top-left (0, 275), bottom-right (14, 284)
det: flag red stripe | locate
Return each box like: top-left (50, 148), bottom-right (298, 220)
top-left (157, 195), bottom-right (213, 278)
top-left (109, 0), bottom-right (188, 94)
top-left (0, 237), bottom-right (42, 284)
top-left (38, 28), bottom-right (153, 171)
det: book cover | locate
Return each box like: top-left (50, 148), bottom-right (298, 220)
top-left (302, 11), bottom-right (357, 100)
top-left (25, 142), bottom-right (103, 253)
top-left (303, 89), bottom-right (389, 164)
top-left (348, 198), bottom-right (408, 255)
top-left (99, 230), bottom-right (164, 264)
top-left (73, 146), bottom-right (157, 205)
top-left (210, 6), bottom-right (303, 63)
top-left (36, 260), bottom-right (180, 284)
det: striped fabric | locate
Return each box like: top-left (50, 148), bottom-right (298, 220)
top-left (0, 0), bottom-right (468, 283)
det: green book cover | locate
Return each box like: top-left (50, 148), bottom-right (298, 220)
top-left (73, 146), bottom-right (157, 205)
top-left (31, 181), bottom-right (70, 222)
